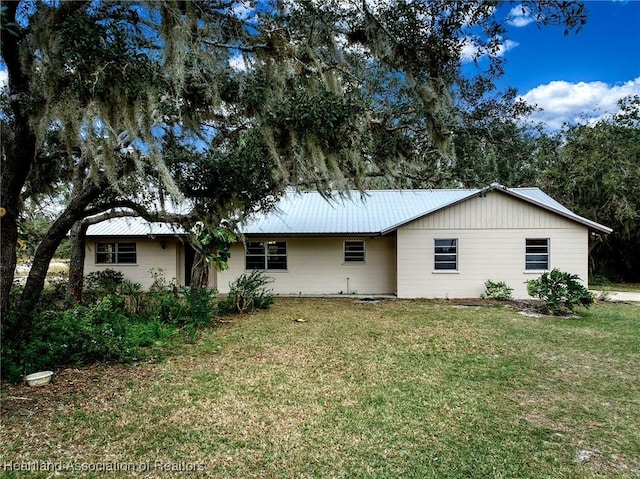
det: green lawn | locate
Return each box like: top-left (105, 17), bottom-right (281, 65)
top-left (591, 283), bottom-right (640, 293)
top-left (2, 298), bottom-right (639, 478)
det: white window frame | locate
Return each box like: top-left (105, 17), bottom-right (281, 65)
top-left (245, 241), bottom-right (287, 270)
top-left (434, 238), bottom-right (458, 271)
top-left (343, 240), bottom-right (366, 263)
top-left (525, 238), bottom-right (550, 270)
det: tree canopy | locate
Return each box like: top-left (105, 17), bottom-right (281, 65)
top-left (542, 96), bottom-right (640, 281)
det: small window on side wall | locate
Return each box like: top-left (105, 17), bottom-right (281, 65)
top-left (344, 241), bottom-right (365, 263)
top-left (96, 242), bottom-right (137, 264)
top-left (434, 239), bottom-right (457, 270)
top-left (525, 238), bottom-right (549, 270)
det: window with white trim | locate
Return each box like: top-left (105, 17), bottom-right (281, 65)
top-left (246, 241), bottom-right (287, 270)
top-left (434, 239), bottom-right (457, 270)
top-left (525, 238), bottom-right (550, 270)
top-left (96, 242), bottom-right (137, 264)
top-left (344, 241), bottom-right (365, 263)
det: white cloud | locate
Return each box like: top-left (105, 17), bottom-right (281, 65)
top-left (0, 69), bottom-right (7, 89)
top-left (461, 37), bottom-right (519, 62)
top-left (495, 39), bottom-right (519, 57)
top-left (232, 1), bottom-right (256, 21)
top-left (520, 77), bottom-right (640, 130)
top-left (229, 54), bottom-right (254, 72)
top-left (460, 40), bottom-right (479, 62)
top-left (506, 5), bottom-right (535, 27)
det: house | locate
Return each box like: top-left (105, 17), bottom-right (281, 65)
top-left (84, 184), bottom-right (612, 299)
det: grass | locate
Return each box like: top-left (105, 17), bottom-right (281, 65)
top-left (2, 298), bottom-right (639, 478)
top-left (591, 283), bottom-right (640, 293)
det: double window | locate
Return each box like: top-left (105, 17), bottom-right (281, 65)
top-left (96, 242), bottom-right (137, 264)
top-left (344, 241), bottom-right (365, 263)
top-left (526, 239), bottom-right (550, 270)
top-left (246, 241), bottom-right (287, 270)
top-left (434, 239), bottom-right (457, 270)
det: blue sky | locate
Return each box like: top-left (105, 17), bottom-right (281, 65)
top-left (488, 0), bottom-right (640, 129)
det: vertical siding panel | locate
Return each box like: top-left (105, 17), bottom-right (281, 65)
top-left (518, 201), bottom-right (524, 228)
top-left (397, 192), bottom-right (590, 299)
top-left (397, 226), bottom-right (588, 299)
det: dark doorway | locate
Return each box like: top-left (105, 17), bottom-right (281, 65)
top-left (184, 243), bottom-right (196, 286)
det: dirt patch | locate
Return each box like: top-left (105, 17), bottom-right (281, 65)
top-left (1, 362), bottom-right (159, 419)
top-left (435, 297), bottom-right (547, 314)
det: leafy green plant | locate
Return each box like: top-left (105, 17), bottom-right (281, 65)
top-left (527, 268), bottom-right (594, 315)
top-left (143, 268), bottom-right (185, 324)
top-left (144, 289), bottom-right (184, 324)
top-left (84, 269), bottom-right (125, 303)
top-left (182, 286), bottom-right (217, 342)
top-left (120, 279), bottom-right (143, 314)
top-left (481, 280), bottom-right (513, 301)
top-left (18, 297), bottom-right (132, 373)
top-left (148, 268), bottom-right (173, 292)
top-left (1, 293), bottom-right (181, 381)
top-left (126, 319), bottom-right (176, 349)
top-left (39, 275), bottom-right (70, 309)
top-left (218, 271), bottom-right (275, 315)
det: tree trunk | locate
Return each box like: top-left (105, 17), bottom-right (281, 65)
top-left (190, 250), bottom-right (209, 290)
top-left (0, 123), bottom-right (37, 324)
top-left (18, 214), bottom-right (77, 336)
top-left (0, 214), bottom-right (20, 320)
top-left (17, 177), bottom-right (107, 339)
top-left (67, 221), bottom-right (89, 304)
top-left (1, 1), bottom-right (37, 329)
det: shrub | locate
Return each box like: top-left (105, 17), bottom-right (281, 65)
top-left (481, 280), bottom-right (513, 301)
top-left (120, 279), bottom-right (143, 314)
top-left (39, 275), bottom-right (70, 310)
top-left (218, 271), bottom-right (275, 314)
top-left (1, 271), bottom-right (222, 382)
top-left (180, 286), bottom-right (217, 343)
top-left (138, 268), bottom-right (182, 323)
top-left (183, 287), bottom-right (216, 326)
top-left (84, 269), bottom-right (125, 303)
top-left (527, 268), bottom-right (594, 315)
top-left (148, 268), bottom-right (177, 293)
top-left (24, 295), bottom-right (135, 371)
top-left (1, 295), bottom-right (179, 382)
top-left (144, 289), bottom-right (184, 324)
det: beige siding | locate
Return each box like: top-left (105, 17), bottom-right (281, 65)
top-left (397, 192), bottom-right (589, 298)
top-left (84, 239), bottom-right (182, 290)
top-left (216, 236), bottom-right (396, 295)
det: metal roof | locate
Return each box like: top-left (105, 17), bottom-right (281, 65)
top-left (239, 189), bottom-right (477, 235)
top-left (86, 216), bottom-right (186, 237)
top-left (85, 185), bottom-right (612, 238)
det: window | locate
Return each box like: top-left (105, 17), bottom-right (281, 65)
top-left (96, 242), bottom-right (136, 264)
top-left (344, 241), bottom-right (365, 263)
top-left (434, 239), bottom-right (457, 270)
top-left (526, 239), bottom-right (550, 270)
top-left (246, 241), bottom-right (287, 270)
